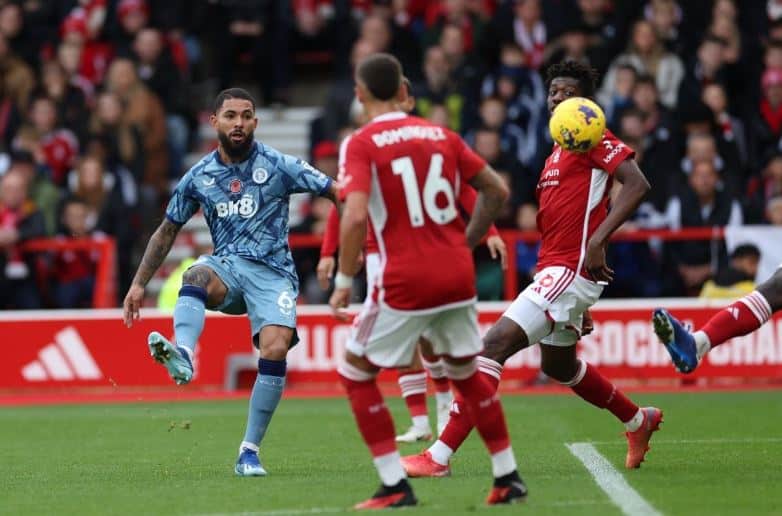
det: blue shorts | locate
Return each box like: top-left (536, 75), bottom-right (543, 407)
top-left (190, 254), bottom-right (298, 341)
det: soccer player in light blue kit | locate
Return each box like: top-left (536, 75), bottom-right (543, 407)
top-left (122, 88), bottom-right (338, 476)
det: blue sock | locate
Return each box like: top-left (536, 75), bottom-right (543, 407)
top-left (173, 285), bottom-right (206, 355)
top-left (242, 358), bottom-right (286, 448)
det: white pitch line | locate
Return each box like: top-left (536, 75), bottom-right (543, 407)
top-left (567, 442), bottom-right (662, 516)
top-left (194, 509), bottom-right (346, 516)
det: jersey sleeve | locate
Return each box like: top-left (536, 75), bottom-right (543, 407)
top-left (587, 130), bottom-right (635, 174)
top-left (320, 204), bottom-right (340, 257)
top-left (339, 134), bottom-right (373, 199)
top-left (457, 184), bottom-right (499, 237)
top-left (452, 131), bottom-right (487, 183)
top-left (280, 153), bottom-right (333, 195)
top-left (165, 173), bottom-right (199, 225)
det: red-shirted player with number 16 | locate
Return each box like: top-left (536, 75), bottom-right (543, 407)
top-left (403, 60), bottom-right (664, 478)
top-left (330, 53), bottom-right (527, 509)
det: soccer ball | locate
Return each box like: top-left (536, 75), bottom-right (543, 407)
top-left (549, 97), bottom-right (606, 152)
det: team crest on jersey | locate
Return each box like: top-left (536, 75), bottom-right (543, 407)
top-left (229, 179), bottom-right (243, 193)
top-left (252, 168), bottom-right (269, 184)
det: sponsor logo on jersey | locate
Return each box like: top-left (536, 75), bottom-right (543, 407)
top-left (202, 176), bottom-right (215, 186)
top-left (252, 168), bottom-right (269, 184)
top-left (602, 142), bottom-right (626, 164)
top-left (216, 194), bottom-right (258, 218)
top-left (21, 327), bottom-right (102, 382)
top-left (229, 179), bottom-right (243, 193)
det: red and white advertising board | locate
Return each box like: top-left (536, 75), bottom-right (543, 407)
top-left (1, 300), bottom-right (781, 392)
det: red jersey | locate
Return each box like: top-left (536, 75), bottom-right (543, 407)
top-left (340, 112), bottom-right (486, 311)
top-left (536, 129), bottom-right (634, 277)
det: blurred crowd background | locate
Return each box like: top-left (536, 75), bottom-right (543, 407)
top-left (1, 0), bottom-right (782, 310)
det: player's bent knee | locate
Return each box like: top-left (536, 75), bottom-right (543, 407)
top-left (482, 318), bottom-right (528, 365)
top-left (442, 357), bottom-right (477, 380)
top-left (339, 352), bottom-right (379, 381)
top-left (182, 266), bottom-right (212, 288)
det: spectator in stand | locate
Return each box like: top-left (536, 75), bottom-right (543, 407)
top-left (699, 243), bottom-right (760, 299)
top-left (0, 47), bottom-right (24, 151)
top-left (425, 103), bottom-right (451, 128)
top-left (56, 40), bottom-right (95, 102)
top-left (423, 0), bottom-right (486, 55)
top-left (750, 68), bottom-right (782, 173)
top-left (0, 167), bottom-right (45, 309)
top-left (542, 21), bottom-right (594, 70)
top-left (52, 196), bottom-right (101, 308)
top-left (131, 27), bottom-right (191, 178)
top-left (598, 63), bottom-right (637, 130)
top-left (767, 195), bottom-right (782, 225)
top-left (113, 0), bottom-right (150, 58)
top-left (747, 152), bottom-right (782, 223)
top-left (599, 19), bottom-right (684, 109)
top-left (665, 159), bottom-right (743, 295)
top-left (66, 154), bottom-right (134, 297)
top-left (0, 34), bottom-right (34, 114)
top-left (677, 34), bottom-right (728, 112)
top-left (0, 2), bottom-right (39, 69)
top-left (482, 0), bottom-right (546, 71)
top-left (645, 0), bottom-right (685, 56)
top-left (702, 82), bottom-right (747, 170)
top-left (479, 42), bottom-right (547, 169)
top-left (217, 0), bottom-right (291, 105)
top-left (12, 95), bottom-right (79, 187)
top-left (367, 6), bottom-right (424, 81)
top-left (413, 45), bottom-right (466, 132)
top-left (59, 6), bottom-right (114, 87)
top-left (709, 0), bottom-right (741, 66)
top-left (89, 90), bottom-right (145, 184)
top-left (466, 96), bottom-right (524, 167)
top-left (439, 23), bottom-right (484, 107)
top-left (105, 58), bottom-right (168, 199)
top-left (6, 152), bottom-right (60, 236)
top-left (40, 60), bottom-right (89, 144)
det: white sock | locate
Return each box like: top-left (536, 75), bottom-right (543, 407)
top-left (412, 415), bottom-right (430, 430)
top-left (693, 330), bottom-right (711, 361)
top-left (428, 440), bottom-right (453, 466)
top-left (624, 409), bottom-right (644, 432)
top-left (491, 447), bottom-right (517, 478)
top-left (435, 391), bottom-right (453, 407)
top-left (239, 441), bottom-right (259, 454)
top-left (373, 451), bottom-right (406, 486)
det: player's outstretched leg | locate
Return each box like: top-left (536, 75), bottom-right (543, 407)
top-left (339, 358), bottom-right (417, 509)
top-left (402, 356), bottom-right (501, 477)
top-left (545, 348), bottom-right (662, 469)
top-left (654, 287), bottom-right (775, 373)
top-left (396, 366), bottom-right (432, 443)
top-left (236, 327), bottom-right (290, 477)
top-left (444, 358), bottom-right (527, 505)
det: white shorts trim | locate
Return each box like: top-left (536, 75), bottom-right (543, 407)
top-left (503, 266), bottom-right (603, 347)
top-left (345, 302), bottom-right (482, 368)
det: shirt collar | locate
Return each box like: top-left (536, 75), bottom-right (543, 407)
top-left (371, 111), bottom-right (408, 123)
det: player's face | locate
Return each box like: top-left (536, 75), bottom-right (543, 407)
top-left (212, 98), bottom-right (257, 160)
top-left (547, 77), bottom-right (581, 114)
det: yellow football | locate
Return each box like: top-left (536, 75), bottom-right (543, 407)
top-left (549, 97), bottom-right (606, 152)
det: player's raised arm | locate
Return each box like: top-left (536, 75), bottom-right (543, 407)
top-left (585, 159), bottom-right (650, 282)
top-left (465, 165), bottom-right (509, 250)
top-left (123, 218), bottom-right (183, 327)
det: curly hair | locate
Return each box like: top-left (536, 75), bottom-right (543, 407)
top-left (545, 61), bottom-right (600, 98)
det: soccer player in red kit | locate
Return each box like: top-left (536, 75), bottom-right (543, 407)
top-left (653, 271), bottom-right (782, 373)
top-left (331, 53), bottom-right (526, 509)
top-left (402, 60), bottom-right (663, 478)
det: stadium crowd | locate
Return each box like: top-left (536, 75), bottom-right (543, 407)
top-left (0, 0), bottom-right (781, 309)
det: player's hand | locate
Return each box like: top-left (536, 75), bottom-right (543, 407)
top-left (316, 256), bottom-right (335, 290)
top-left (329, 287), bottom-right (352, 322)
top-left (582, 309), bottom-right (594, 336)
top-left (486, 235), bottom-right (507, 270)
top-left (123, 284), bottom-right (145, 328)
top-left (585, 239), bottom-right (614, 283)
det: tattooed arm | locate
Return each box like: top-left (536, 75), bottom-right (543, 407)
top-left (123, 218), bottom-right (182, 327)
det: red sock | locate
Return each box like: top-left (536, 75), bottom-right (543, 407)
top-left (432, 376), bottom-right (450, 394)
top-left (450, 371), bottom-right (510, 454)
top-left (340, 375), bottom-right (397, 457)
top-left (568, 360), bottom-right (638, 423)
top-left (701, 291), bottom-right (772, 347)
top-left (439, 365), bottom-right (501, 450)
top-left (398, 371), bottom-right (428, 418)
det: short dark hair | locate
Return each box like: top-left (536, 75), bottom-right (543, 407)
top-left (545, 60), bottom-right (599, 98)
top-left (731, 244), bottom-right (761, 261)
top-left (635, 73), bottom-right (657, 88)
top-left (701, 33), bottom-right (728, 48)
top-left (356, 53), bottom-right (402, 101)
top-left (213, 88), bottom-right (256, 114)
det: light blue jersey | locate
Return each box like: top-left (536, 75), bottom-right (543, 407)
top-left (166, 141), bottom-right (332, 285)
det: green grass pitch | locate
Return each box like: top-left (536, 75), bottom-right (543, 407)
top-left (3, 391), bottom-right (781, 515)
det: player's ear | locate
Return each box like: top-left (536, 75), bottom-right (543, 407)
top-left (209, 113), bottom-right (218, 129)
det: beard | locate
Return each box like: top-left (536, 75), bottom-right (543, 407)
top-left (218, 129), bottom-right (254, 161)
